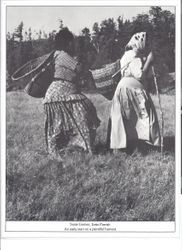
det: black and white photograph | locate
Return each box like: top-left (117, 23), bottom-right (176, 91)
top-left (1, 0), bottom-right (181, 246)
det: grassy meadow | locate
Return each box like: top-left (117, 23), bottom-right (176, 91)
top-left (6, 90), bottom-right (175, 221)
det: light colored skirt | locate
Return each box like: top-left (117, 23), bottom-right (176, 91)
top-left (110, 77), bottom-right (161, 149)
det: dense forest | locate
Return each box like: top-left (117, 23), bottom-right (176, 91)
top-left (6, 7), bottom-right (175, 92)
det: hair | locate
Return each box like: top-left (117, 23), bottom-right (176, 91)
top-left (55, 27), bottom-right (74, 51)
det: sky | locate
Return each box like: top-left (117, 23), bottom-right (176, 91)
top-left (7, 6), bottom-right (175, 36)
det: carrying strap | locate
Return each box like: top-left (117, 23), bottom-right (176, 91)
top-left (30, 50), bottom-right (58, 82)
top-left (112, 60), bottom-right (132, 78)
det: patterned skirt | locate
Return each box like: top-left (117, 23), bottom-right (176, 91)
top-left (44, 97), bottom-right (100, 156)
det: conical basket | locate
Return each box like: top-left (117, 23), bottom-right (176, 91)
top-left (11, 51), bottom-right (55, 98)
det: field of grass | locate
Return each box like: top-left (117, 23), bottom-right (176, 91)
top-left (6, 90), bottom-right (175, 221)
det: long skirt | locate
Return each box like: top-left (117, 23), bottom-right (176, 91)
top-left (44, 98), bottom-right (100, 155)
top-left (109, 77), bottom-right (161, 149)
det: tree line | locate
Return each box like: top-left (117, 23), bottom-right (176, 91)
top-left (6, 7), bottom-right (175, 91)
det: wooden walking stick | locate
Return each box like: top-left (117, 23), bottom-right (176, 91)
top-left (151, 66), bottom-right (164, 154)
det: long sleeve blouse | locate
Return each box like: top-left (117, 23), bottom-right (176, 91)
top-left (120, 50), bottom-right (143, 81)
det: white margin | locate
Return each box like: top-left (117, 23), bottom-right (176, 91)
top-left (1, 0), bottom-right (181, 240)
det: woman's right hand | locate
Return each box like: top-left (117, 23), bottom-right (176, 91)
top-left (142, 51), bottom-right (154, 77)
top-left (146, 51), bottom-right (154, 65)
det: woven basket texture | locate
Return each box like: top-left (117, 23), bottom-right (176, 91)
top-left (91, 60), bottom-right (121, 100)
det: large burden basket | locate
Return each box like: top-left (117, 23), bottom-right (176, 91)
top-left (11, 51), bottom-right (55, 98)
top-left (90, 59), bottom-right (121, 100)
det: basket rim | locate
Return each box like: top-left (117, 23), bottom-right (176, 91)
top-left (11, 51), bottom-right (54, 81)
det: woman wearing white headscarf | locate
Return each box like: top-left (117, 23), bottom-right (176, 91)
top-left (109, 32), bottom-right (161, 152)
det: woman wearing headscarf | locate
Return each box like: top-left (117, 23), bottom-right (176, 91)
top-left (108, 32), bottom-right (161, 152)
top-left (44, 28), bottom-right (100, 159)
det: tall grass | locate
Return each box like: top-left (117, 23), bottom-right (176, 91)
top-left (6, 91), bottom-right (175, 221)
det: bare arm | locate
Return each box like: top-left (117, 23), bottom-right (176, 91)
top-left (75, 63), bottom-right (97, 92)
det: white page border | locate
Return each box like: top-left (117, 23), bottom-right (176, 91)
top-left (1, 0), bottom-right (181, 239)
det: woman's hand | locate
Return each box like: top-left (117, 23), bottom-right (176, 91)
top-left (146, 51), bottom-right (154, 65)
top-left (142, 51), bottom-right (154, 74)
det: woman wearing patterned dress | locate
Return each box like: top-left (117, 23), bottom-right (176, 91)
top-left (44, 28), bottom-right (100, 159)
top-left (108, 32), bottom-right (161, 152)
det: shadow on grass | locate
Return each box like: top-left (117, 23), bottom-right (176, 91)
top-left (41, 135), bottom-right (175, 159)
top-left (94, 135), bottom-right (175, 156)
top-left (163, 136), bottom-right (175, 153)
top-left (94, 142), bottom-right (110, 155)
top-left (126, 136), bottom-right (175, 155)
